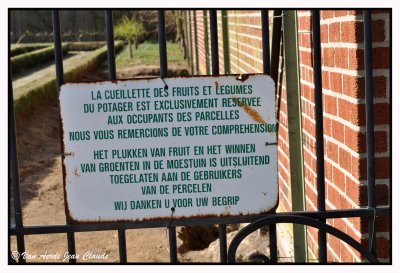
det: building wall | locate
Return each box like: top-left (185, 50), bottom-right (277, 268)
top-left (186, 9), bottom-right (390, 262)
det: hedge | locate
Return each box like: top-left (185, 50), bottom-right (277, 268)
top-left (11, 44), bottom-right (69, 74)
top-left (13, 41), bottom-right (124, 118)
top-left (66, 41), bottom-right (106, 51)
top-left (11, 42), bottom-right (107, 74)
top-left (10, 43), bottom-right (52, 57)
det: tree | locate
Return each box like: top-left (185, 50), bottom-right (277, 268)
top-left (172, 10), bottom-right (187, 60)
top-left (114, 16), bottom-right (144, 58)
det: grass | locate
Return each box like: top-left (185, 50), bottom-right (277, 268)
top-left (115, 41), bottom-right (187, 67)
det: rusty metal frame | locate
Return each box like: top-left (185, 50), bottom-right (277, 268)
top-left (8, 8), bottom-right (391, 264)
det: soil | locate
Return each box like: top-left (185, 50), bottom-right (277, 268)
top-left (10, 63), bottom-right (270, 263)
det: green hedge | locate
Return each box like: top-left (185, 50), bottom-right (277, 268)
top-left (13, 41), bottom-right (124, 118)
top-left (11, 44), bottom-right (69, 74)
top-left (67, 41), bottom-right (106, 51)
top-left (11, 42), bottom-right (108, 74)
top-left (10, 43), bottom-right (52, 57)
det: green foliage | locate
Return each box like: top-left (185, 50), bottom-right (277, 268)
top-left (114, 16), bottom-right (144, 54)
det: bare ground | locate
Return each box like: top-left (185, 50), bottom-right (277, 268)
top-left (10, 63), bottom-right (269, 263)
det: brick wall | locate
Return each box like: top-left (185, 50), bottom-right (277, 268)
top-left (186, 9), bottom-right (390, 263)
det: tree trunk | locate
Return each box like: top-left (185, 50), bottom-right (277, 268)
top-left (176, 11), bottom-right (187, 60)
top-left (128, 39), bottom-right (133, 59)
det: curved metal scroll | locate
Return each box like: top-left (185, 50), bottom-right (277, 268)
top-left (227, 215), bottom-right (379, 263)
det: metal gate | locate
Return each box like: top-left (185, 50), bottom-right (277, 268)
top-left (9, 9), bottom-right (391, 264)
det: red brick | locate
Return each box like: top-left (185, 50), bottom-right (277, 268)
top-left (333, 165), bottom-right (345, 190)
top-left (299, 33), bottom-right (312, 48)
top-left (374, 130), bottom-right (388, 153)
top-left (298, 15), bottom-right (311, 31)
top-left (349, 217), bottom-right (362, 234)
top-left (327, 250), bottom-right (336, 263)
top-left (321, 24), bottom-right (329, 43)
top-left (323, 116), bottom-right (332, 136)
top-left (340, 242), bottom-right (356, 262)
top-left (372, 20), bottom-right (386, 42)
top-left (322, 47), bottom-right (335, 67)
top-left (372, 47), bottom-right (390, 69)
top-left (348, 48), bottom-right (364, 70)
top-left (325, 161), bottom-right (333, 182)
top-left (374, 103), bottom-right (390, 125)
top-left (300, 50), bottom-right (313, 67)
top-left (327, 183), bottom-right (341, 208)
top-left (358, 156), bottom-right (390, 180)
top-left (322, 70), bottom-right (330, 90)
top-left (335, 218), bottom-right (347, 234)
top-left (341, 21), bottom-right (363, 43)
top-left (324, 94), bottom-right (338, 115)
top-left (331, 120), bottom-right (345, 143)
top-left (329, 22), bottom-right (341, 43)
top-left (347, 10), bottom-right (363, 16)
top-left (346, 176), bottom-right (363, 205)
top-left (343, 75), bottom-right (387, 99)
top-left (321, 10), bottom-right (335, 20)
top-left (355, 103), bottom-right (390, 127)
top-left (350, 103), bottom-right (364, 126)
top-left (351, 154), bottom-right (365, 181)
top-left (375, 157), bottom-right (390, 179)
top-left (372, 9), bottom-right (390, 15)
top-left (339, 147), bottom-right (352, 173)
top-left (278, 151), bottom-right (290, 171)
top-left (327, 141), bottom-right (339, 162)
top-left (337, 98), bottom-right (353, 122)
top-left (329, 235), bottom-right (341, 260)
top-left (334, 47), bottom-right (348, 69)
top-left (343, 75), bottom-right (364, 99)
top-left (344, 125), bottom-right (364, 153)
top-left (330, 71), bottom-right (343, 93)
top-left (335, 10), bottom-right (347, 17)
top-left (376, 184), bottom-right (389, 206)
top-left (376, 237), bottom-right (390, 259)
top-left (373, 76), bottom-right (388, 98)
top-left (375, 215), bottom-right (390, 233)
top-left (306, 183), bottom-right (318, 208)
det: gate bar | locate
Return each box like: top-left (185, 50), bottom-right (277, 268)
top-left (209, 9), bottom-right (227, 264)
top-left (158, 10), bottom-right (168, 78)
top-left (311, 9), bottom-right (327, 263)
top-left (188, 11), bottom-right (194, 74)
top-left (105, 10), bottom-right (127, 264)
top-left (193, 11), bottom-right (199, 74)
top-left (9, 63), bottom-right (26, 264)
top-left (52, 10), bottom-right (77, 264)
top-left (105, 10), bottom-right (117, 80)
top-left (270, 10), bottom-right (283, 85)
top-left (261, 9), bottom-right (277, 263)
top-left (363, 10), bottom-right (377, 256)
top-left (261, 10), bottom-right (271, 74)
top-left (157, 9), bottom-right (178, 263)
top-left (203, 10), bottom-right (211, 75)
top-left (183, 11), bottom-right (190, 67)
top-left (210, 10), bottom-right (219, 75)
top-left (221, 10), bottom-right (230, 73)
top-left (10, 207), bottom-right (390, 236)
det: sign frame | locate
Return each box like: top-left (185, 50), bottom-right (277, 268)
top-left (59, 74), bottom-right (279, 224)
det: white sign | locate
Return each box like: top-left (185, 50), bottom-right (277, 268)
top-left (59, 75), bottom-right (278, 223)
